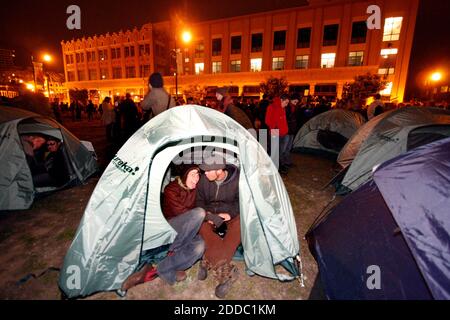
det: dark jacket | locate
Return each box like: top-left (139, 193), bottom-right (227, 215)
top-left (163, 177), bottom-right (197, 220)
top-left (286, 104), bottom-right (299, 135)
top-left (45, 147), bottom-right (70, 186)
top-left (195, 165), bottom-right (240, 218)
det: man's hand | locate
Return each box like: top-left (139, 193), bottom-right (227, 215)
top-left (218, 213), bottom-right (231, 222)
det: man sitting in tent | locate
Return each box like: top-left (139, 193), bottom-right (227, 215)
top-left (196, 153), bottom-right (241, 299)
top-left (121, 165), bottom-right (206, 291)
top-left (44, 138), bottom-right (70, 187)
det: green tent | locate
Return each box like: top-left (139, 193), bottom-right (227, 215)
top-left (0, 106), bottom-right (98, 211)
top-left (337, 107), bottom-right (450, 192)
top-left (59, 105), bottom-right (302, 298)
top-left (292, 109), bottom-right (366, 157)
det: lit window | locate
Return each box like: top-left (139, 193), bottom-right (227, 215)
top-left (295, 55), bottom-right (309, 69)
top-left (380, 82), bottom-right (393, 96)
top-left (348, 51), bottom-right (364, 66)
top-left (380, 48), bottom-right (398, 57)
top-left (383, 17), bottom-right (403, 41)
top-left (250, 58), bottom-right (262, 72)
top-left (321, 53), bottom-right (336, 68)
top-left (378, 68), bottom-right (395, 75)
top-left (230, 60), bottom-right (241, 72)
top-left (212, 61), bottom-right (222, 74)
top-left (195, 63), bottom-right (204, 75)
top-left (272, 57), bottom-right (285, 70)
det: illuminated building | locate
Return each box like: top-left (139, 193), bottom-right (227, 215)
top-left (61, 0), bottom-right (419, 103)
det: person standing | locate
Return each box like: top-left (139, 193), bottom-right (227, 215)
top-left (101, 97), bottom-right (115, 143)
top-left (265, 94), bottom-right (290, 174)
top-left (86, 100), bottom-right (95, 121)
top-left (119, 93), bottom-right (139, 141)
top-left (215, 87), bottom-right (254, 130)
top-left (141, 72), bottom-right (176, 121)
top-left (367, 94), bottom-right (385, 120)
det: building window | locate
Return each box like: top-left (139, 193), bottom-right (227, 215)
top-left (140, 65), bottom-right (151, 78)
top-left (348, 51), bottom-right (364, 66)
top-left (195, 63), bottom-right (205, 75)
top-left (67, 71), bottom-right (75, 82)
top-left (212, 61), bottom-right (222, 74)
top-left (100, 68), bottom-right (108, 80)
top-left (351, 21), bottom-right (367, 44)
top-left (251, 33), bottom-right (263, 52)
top-left (321, 53), bottom-right (336, 68)
top-left (231, 36), bottom-right (241, 54)
top-left (383, 17), bottom-right (403, 41)
top-left (297, 28), bottom-right (311, 48)
top-left (80, 53), bottom-right (84, 63)
top-left (273, 30), bottom-right (286, 51)
top-left (323, 24), bottom-right (339, 46)
top-left (126, 66), bottom-right (136, 78)
top-left (380, 48), bottom-right (397, 75)
top-left (230, 60), bottom-right (241, 72)
top-left (295, 55), bottom-right (309, 69)
top-left (250, 58), bottom-right (262, 72)
top-left (88, 69), bottom-right (97, 80)
top-left (125, 46), bottom-right (135, 58)
top-left (99, 50), bottom-right (108, 61)
top-left (111, 48), bottom-right (121, 60)
top-left (66, 55), bottom-right (73, 64)
top-left (75, 53), bottom-right (80, 63)
top-left (195, 41), bottom-right (205, 58)
top-left (272, 57), bottom-right (285, 70)
top-left (212, 38), bottom-right (222, 56)
top-left (77, 70), bottom-right (85, 81)
top-left (139, 44), bottom-right (150, 56)
top-left (112, 67), bottom-right (122, 79)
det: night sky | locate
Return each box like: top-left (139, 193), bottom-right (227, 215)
top-left (1, 0), bottom-right (448, 99)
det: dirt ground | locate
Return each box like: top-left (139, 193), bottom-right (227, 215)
top-left (0, 113), bottom-right (338, 300)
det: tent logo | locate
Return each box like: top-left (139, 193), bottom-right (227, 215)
top-left (0, 133), bottom-right (11, 141)
top-left (366, 265), bottom-right (381, 290)
top-left (112, 156), bottom-right (140, 175)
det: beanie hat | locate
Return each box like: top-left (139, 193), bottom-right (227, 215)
top-left (149, 72), bottom-right (163, 88)
top-left (199, 152), bottom-right (227, 171)
top-left (179, 164), bottom-right (200, 185)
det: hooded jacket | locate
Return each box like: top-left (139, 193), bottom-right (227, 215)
top-left (163, 177), bottom-right (197, 220)
top-left (265, 97), bottom-right (289, 136)
top-left (195, 165), bottom-right (240, 219)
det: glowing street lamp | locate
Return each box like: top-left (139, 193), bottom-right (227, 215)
top-left (43, 54), bottom-right (53, 63)
top-left (174, 30), bottom-right (192, 99)
top-left (431, 72), bottom-right (442, 82)
top-left (182, 31), bottom-right (192, 44)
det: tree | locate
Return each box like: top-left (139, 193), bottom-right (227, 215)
top-left (182, 84), bottom-right (207, 103)
top-left (260, 76), bottom-right (289, 98)
top-left (341, 73), bottom-right (387, 105)
top-left (69, 88), bottom-right (89, 105)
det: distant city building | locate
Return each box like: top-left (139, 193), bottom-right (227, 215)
top-left (61, 0), bottom-right (419, 103)
top-left (0, 49), bottom-right (16, 71)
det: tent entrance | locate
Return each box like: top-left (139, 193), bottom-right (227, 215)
top-left (407, 125), bottom-right (450, 151)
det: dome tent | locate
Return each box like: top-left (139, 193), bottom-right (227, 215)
top-left (292, 109), bottom-right (366, 158)
top-left (0, 106), bottom-right (98, 211)
top-left (306, 137), bottom-right (450, 300)
top-left (58, 105), bottom-right (301, 299)
top-left (337, 107), bottom-right (450, 193)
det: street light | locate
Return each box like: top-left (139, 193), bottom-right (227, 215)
top-left (43, 54), bottom-right (52, 63)
top-left (174, 30), bottom-right (192, 100)
top-left (431, 72), bottom-right (442, 82)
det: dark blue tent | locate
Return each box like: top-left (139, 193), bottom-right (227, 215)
top-left (306, 137), bottom-right (450, 300)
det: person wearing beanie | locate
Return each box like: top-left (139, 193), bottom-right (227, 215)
top-left (141, 72), bottom-right (176, 121)
top-left (195, 152), bottom-right (241, 298)
top-left (121, 164), bottom-right (205, 291)
top-left (215, 87), bottom-right (254, 130)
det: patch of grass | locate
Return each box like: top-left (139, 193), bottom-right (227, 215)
top-left (19, 234), bottom-right (36, 246)
top-left (56, 229), bottom-right (76, 242)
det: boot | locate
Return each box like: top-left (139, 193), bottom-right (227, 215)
top-left (197, 260), bottom-right (211, 281)
top-left (121, 264), bottom-right (156, 291)
top-left (213, 261), bottom-right (239, 299)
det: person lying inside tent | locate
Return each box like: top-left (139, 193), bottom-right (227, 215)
top-left (44, 138), bottom-right (70, 187)
top-left (20, 134), bottom-right (49, 187)
top-left (121, 165), bottom-right (206, 291)
top-left (196, 153), bottom-right (241, 299)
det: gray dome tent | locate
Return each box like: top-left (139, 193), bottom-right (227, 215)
top-left (58, 105), bottom-right (302, 299)
top-left (292, 109), bottom-right (366, 157)
top-left (337, 107), bottom-right (450, 193)
top-left (0, 106), bottom-right (98, 211)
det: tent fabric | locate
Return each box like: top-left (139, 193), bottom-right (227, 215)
top-left (373, 137), bottom-right (450, 300)
top-left (0, 106), bottom-right (98, 210)
top-left (338, 107), bottom-right (450, 192)
top-left (307, 138), bottom-right (450, 299)
top-left (293, 109), bottom-right (365, 155)
top-left (59, 105), bottom-right (300, 298)
top-left (306, 181), bottom-right (433, 300)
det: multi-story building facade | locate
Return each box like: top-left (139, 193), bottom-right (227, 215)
top-left (61, 0), bottom-right (419, 103)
